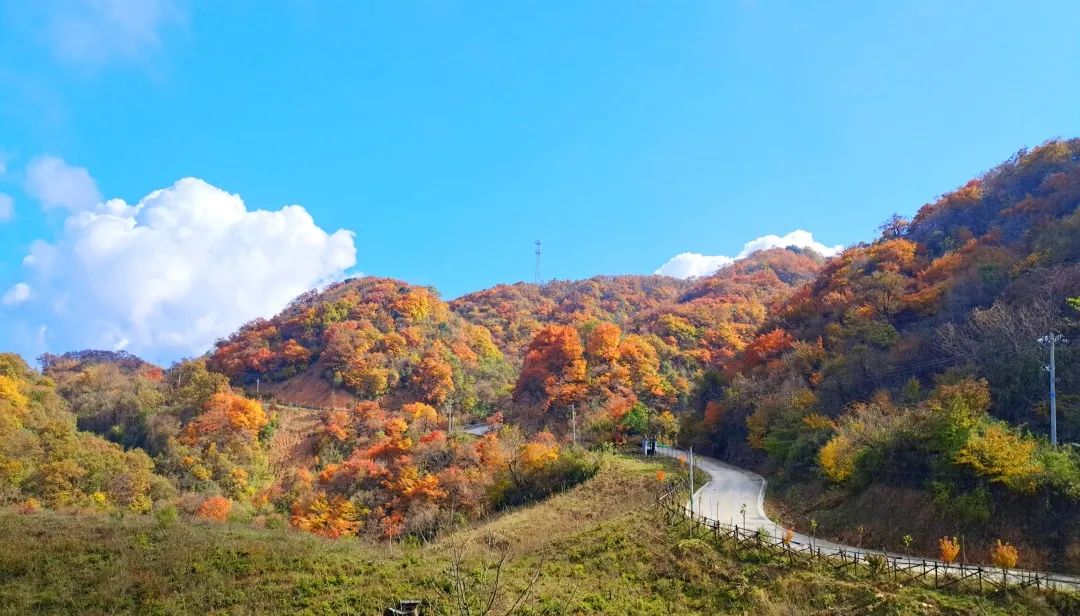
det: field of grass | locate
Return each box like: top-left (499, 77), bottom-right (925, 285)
top-left (0, 453), bottom-right (1073, 615)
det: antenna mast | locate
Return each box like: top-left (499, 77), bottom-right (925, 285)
top-left (535, 240), bottom-right (542, 286)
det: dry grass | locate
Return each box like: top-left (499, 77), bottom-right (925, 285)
top-left (0, 453), bottom-right (1067, 615)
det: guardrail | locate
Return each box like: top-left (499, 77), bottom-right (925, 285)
top-left (655, 482), bottom-right (1080, 595)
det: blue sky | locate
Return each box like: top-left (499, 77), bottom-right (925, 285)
top-left (1, 1), bottom-right (1079, 362)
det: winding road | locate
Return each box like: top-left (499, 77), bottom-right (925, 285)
top-left (657, 446), bottom-right (1080, 590)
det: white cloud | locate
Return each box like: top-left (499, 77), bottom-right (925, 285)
top-left (655, 230), bottom-right (843, 279)
top-left (2, 283), bottom-right (31, 306)
top-left (25, 155), bottom-right (102, 211)
top-left (0, 194), bottom-right (13, 222)
top-left (653, 253), bottom-right (735, 279)
top-left (42, 0), bottom-right (183, 67)
top-left (11, 175), bottom-right (357, 361)
top-left (735, 230), bottom-right (843, 260)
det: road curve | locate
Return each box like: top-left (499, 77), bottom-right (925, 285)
top-left (657, 446), bottom-right (1080, 590)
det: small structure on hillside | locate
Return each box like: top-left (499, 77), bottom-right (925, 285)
top-left (642, 437), bottom-right (657, 456)
top-left (385, 599), bottom-right (422, 615)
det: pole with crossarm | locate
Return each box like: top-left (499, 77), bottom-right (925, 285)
top-left (1040, 332), bottom-right (1068, 446)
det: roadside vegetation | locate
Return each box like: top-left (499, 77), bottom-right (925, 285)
top-left (0, 454), bottom-right (1070, 615)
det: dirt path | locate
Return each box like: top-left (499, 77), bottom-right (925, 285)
top-left (267, 406), bottom-right (323, 476)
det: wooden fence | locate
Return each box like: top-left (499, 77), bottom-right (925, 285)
top-left (655, 483), bottom-right (1080, 595)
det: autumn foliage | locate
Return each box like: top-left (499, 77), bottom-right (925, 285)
top-left (0, 354), bottom-right (158, 513)
top-left (196, 496), bottom-right (232, 522)
top-left (290, 493), bottom-right (363, 538)
top-left (209, 278), bottom-right (513, 417)
top-left (938, 537), bottom-right (961, 564)
top-left (990, 540), bottom-right (1019, 570)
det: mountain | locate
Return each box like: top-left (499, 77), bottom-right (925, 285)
top-left (694, 139), bottom-right (1080, 569)
top-left (209, 277), bottom-right (516, 413)
top-left (208, 248), bottom-right (824, 425)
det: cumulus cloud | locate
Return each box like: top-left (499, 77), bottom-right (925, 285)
top-left (2, 283), bottom-right (31, 306)
top-left (736, 230), bottom-right (843, 259)
top-left (41, 0), bottom-right (184, 67)
top-left (0, 194), bottom-right (13, 222)
top-left (8, 173), bottom-right (357, 361)
top-left (25, 155), bottom-right (102, 211)
top-left (655, 230), bottom-right (843, 279)
top-left (653, 253), bottom-right (735, 279)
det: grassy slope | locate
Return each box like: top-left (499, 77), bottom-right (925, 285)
top-left (0, 455), bottom-right (1069, 616)
top-left (764, 478), bottom-right (1068, 575)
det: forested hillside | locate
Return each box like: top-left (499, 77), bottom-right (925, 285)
top-left (6, 139), bottom-right (1080, 572)
top-left (208, 247), bottom-right (822, 441)
top-left (688, 139), bottom-right (1080, 568)
top-left (208, 278), bottom-right (516, 414)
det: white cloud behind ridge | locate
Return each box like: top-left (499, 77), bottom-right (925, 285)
top-left (655, 230), bottom-right (843, 279)
top-left (5, 168), bottom-right (357, 361)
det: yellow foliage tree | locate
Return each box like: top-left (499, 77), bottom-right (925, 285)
top-left (291, 492), bottom-right (363, 538)
top-left (650, 410), bottom-right (679, 444)
top-left (802, 413), bottom-right (835, 431)
top-left (818, 434), bottom-right (859, 482)
top-left (0, 375), bottom-right (28, 408)
top-left (954, 423), bottom-right (1043, 493)
top-left (520, 432), bottom-right (559, 470)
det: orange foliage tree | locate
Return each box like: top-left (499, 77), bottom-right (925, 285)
top-left (411, 352), bottom-right (455, 406)
top-left (182, 391), bottom-right (268, 442)
top-left (196, 496), bottom-right (232, 522)
top-left (514, 325), bottom-right (587, 411)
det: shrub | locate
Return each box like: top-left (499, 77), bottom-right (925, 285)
top-left (865, 554), bottom-right (887, 576)
top-left (930, 482), bottom-right (992, 526)
top-left (155, 503), bottom-right (179, 527)
top-left (990, 540), bottom-right (1018, 570)
top-left (196, 496), bottom-right (232, 522)
top-left (490, 448), bottom-right (599, 510)
top-left (17, 497), bottom-right (41, 514)
top-left (938, 536), bottom-right (960, 563)
top-left (1039, 445), bottom-right (1080, 500)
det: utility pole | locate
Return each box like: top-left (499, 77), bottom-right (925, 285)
top-left (688, 446), bottom-right (695, 516)
top-left (571, 402), bottom-right (577, 447)
top-left (1040, 332), bottom-right (1068, 446)
top-left (534, 240), bottom-right (542, 286)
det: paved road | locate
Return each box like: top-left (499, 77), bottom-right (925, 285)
top-left (657, 446), bottom-right (1080, 590)
top-left (463, 424), bottom-right (491, 436)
